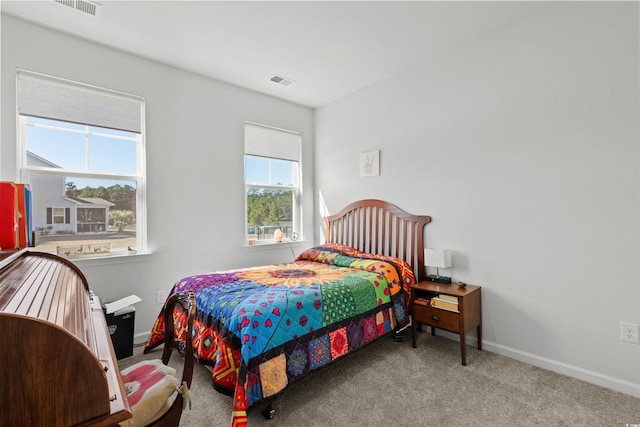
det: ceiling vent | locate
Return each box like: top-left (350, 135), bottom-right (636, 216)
top-left (270, 75), bottom-right (295, 87)
top-left (53, 0), bottom-right (102, 17)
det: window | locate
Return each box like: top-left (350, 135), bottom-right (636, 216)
top-left (17, 70), bottom-right (146, 257)
top-left (244, 122), bottom-right (302, 245)
top-left (48, 207), bottom-right (70, 225)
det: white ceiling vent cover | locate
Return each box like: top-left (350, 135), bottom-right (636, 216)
top-left (53, 0), bottom-right (102, 17)
top-left (270, 75), bottom-right (295, 87)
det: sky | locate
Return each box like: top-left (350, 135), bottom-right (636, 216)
top-left (26, 116), bottom-right (137, 189)
top-left (244, 155), bottom-right (295, 187)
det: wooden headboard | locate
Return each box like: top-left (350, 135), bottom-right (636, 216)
top-left (323, 199), bottom-right (432, 282)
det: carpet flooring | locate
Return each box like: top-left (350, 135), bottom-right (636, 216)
top-left (119, 329), bottom-right (640, 426)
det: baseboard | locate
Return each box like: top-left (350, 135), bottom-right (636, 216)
top-left (134, 331), bottom-right (151, 345)
top-left (484, 340), bottom-right (640, 399)
top-left (435, 330), bottom-right (640, 399)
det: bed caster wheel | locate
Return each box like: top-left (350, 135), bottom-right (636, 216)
top-left (262, 404), bottom-right (275, 420)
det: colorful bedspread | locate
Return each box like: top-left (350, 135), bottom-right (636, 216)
top-left (144, 243), bottom-right (416, 427)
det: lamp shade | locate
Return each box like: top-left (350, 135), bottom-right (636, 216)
top-left (424, 249), bottom-right (452, 268)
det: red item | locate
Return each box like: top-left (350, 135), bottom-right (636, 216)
top-left (0, 182), bottom-right (18, 250)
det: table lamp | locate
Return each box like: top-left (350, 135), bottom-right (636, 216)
top-left (425, 248), bottom-right (452, 284)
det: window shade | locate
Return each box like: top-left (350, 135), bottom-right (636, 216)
top-left (17, 69), bottom-right (143, 133)
top-left (244, 122), bottom-right (300, 161)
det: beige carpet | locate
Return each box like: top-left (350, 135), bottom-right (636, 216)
top-left (120, 331), bottom-right (640, 426)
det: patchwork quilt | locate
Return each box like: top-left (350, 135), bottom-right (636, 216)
top-left (144, 243), bottom-right (416, 427)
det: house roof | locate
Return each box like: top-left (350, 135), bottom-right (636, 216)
top-left (26, 150), bottom-right (61, 168)
top-left (65, 197), bottom-right (115, 207)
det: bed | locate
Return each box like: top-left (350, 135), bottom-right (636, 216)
top-left (144, 199), bottom-right (431, 426)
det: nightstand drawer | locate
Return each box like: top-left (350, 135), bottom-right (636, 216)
top-left (413, 305), bottom-right (459, 332)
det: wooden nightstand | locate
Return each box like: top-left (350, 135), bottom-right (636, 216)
top-left (411, 281), bottom-right (482, 365)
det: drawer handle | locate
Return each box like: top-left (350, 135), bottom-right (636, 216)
top-left (431, 315), bottom-right (440, 322)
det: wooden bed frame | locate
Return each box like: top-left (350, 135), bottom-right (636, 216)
top-left (323, 199), bottom-right (432, 282)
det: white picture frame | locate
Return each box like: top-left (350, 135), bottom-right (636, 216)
top-left (359, 150), bottom-right (380, 177)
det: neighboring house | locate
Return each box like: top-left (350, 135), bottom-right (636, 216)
top-left (26, 151), bottom-right (114, 235)
top-left (63, 197), bottom-right (114, 233)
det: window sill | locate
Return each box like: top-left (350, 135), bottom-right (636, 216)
top-left (68, 250), bottom-right (153, 268)
top-left (243, 239), bottom-right (307, 252)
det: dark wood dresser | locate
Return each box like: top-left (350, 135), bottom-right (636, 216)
top-left (0, 249), bottom-right (132, 426)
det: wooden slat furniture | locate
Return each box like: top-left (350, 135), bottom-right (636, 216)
top-left (323, 199), bottom-right (432, 282)
top-left (0, 249), bottom-right (132, 427)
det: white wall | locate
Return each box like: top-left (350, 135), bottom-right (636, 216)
top-left (1, 15), bottom-right (315, 339)
top-left (315, 2), bottom-right (640, 396)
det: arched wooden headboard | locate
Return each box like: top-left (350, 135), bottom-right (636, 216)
top-left (323, 199), bottom-right (432, 282)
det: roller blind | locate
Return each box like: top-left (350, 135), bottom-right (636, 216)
top-left (17, 69), bottom-right (143, 133)
top-left (244, 122), bottom-right (300, 161)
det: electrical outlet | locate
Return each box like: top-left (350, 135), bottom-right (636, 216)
top-left (156, 290), bottom-right (167, 305)
top-left (620, 322), bottom-right (639, 344)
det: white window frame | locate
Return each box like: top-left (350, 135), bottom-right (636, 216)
top-left (50, 207), bottom-right (69, 225)
top-left (244, 122), bottom-right (302, 246)
top-left (16, 69), bottom-right (147, 257)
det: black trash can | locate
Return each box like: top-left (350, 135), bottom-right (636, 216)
top-left (103, 305), bottom-right (135, 360)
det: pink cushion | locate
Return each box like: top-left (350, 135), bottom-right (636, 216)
top-left (120, 359), bottom-right (178, 427)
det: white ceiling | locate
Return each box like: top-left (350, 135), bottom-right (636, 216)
top-left (1, 1), bottom-right (548, 108)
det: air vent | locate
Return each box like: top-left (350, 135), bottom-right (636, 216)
top-left (270, 75), bottom-right (295, 87)
top-left (53, 0), bottom-right (102, 17)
